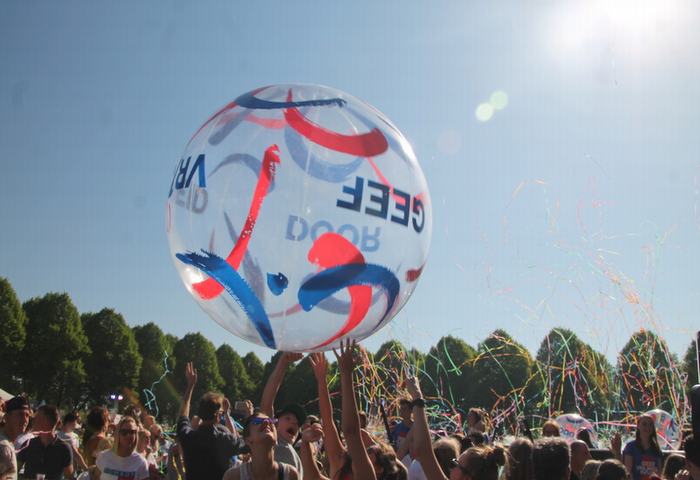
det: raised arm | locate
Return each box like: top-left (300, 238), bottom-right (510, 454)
top-left (309, 352), bottom-right (346, 475)
top-left (260, 352), bottom-right (303, 417)
top-left (300, 423), bottom-right (330, 480)
top-left (179, 362), bottom-right (197, 418)
top-left (405, 376), bottom-right (447, 480)
top-left (334, 340), bottom-right (377, 480)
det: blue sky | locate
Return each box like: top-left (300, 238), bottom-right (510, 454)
top-left (2, 0), bottom-right (699, 363)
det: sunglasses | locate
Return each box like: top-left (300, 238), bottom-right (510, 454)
top-left (249, 417), bottom-right (278, 427)
top-left (450, 458), bottom-right (470, 475)
top-left (120, 429), bottom-right (138, 436)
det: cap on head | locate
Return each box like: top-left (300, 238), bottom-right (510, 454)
top-left (5, 396), bottom-right (30, 414)
top-left (276, 404), bottom-right (306, 425)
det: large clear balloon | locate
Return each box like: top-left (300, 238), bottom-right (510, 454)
top-left (645, 409), bottom-right (680, 450)
top-left (166, 84), bottom-right (432, 352)
top-left (555, 413), bottom-right (598, 446)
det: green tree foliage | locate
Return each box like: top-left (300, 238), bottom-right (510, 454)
top-left (472, 330), bottom-right (534, 415)
top-left (242, 352), bottom-right (264, 401)
top-left (0, 278), bottom-right (27, 391)
top-left (534, 328), bottom-right (610, 417)
top-left (682, 339), bottom-right (699, 389)
top-left (216, 344), bottom-right (254, 403)
top-left (22, 293), bottom-right (89, 407)
top-left (82, 309), bottom-right (142, 405)
top-left (617, 329), bottom-right (685, 413)
top-left (133, 323), bottom-right (178, 421)
top-left (283, 356), bottom-right (319, 412)
top-left (421, 335), bottom-right (476, 412)
top-left (173, 333), bottom-right (223, 403)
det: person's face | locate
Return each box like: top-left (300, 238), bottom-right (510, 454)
top-left (5, 409), bottom-right (31, 437)
top-left (138, 430), bottom-right (151, 452)
top-left (399, 403), bottom-right (412, 419)
top-left (277, 413), bottom-right (299, 443)
top-left (637, 416), bottom-right (654, 439)
top-left (247, 416), bottom-right (278, 447)
top-left (32, 411), bottom-right (55, 433)
top-left (543, 425), bottom-right (559, 437)
top-left (117, 420), bottom-right (139, 455)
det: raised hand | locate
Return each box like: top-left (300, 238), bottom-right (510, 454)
top-left (185, 362), bottom-right (198, 389)
top-left (281, 352), bottom-right (304, 365)
top-left (308, 352), bottom-right (328, 382)
top-left (301, 423), bottom-right (324, 443)
top-left (405, 376), bottom-right (422, 401)
top-left (333, 339), bottom-right (358, 373)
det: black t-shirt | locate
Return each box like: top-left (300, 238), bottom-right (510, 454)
top-left (177, 416), bottom-right (246, 480)
top-left (17, 435), bottom-right (71, 480)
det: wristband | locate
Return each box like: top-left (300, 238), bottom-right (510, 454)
top-left (411, 398), bottom-right (426, 408)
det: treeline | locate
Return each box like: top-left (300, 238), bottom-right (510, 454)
top-left (1, 277), bottom-right (698, 426)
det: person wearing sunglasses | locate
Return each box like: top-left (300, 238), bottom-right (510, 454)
top-left (223, 413), bottom-right (299, 480)
top-left (406, 375), bottom-right (507, 480)
top-left (93, 416), bottom-right (149, 480)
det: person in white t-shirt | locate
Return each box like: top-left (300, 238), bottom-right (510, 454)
top-left (94, 416), bottom-right (148, 480)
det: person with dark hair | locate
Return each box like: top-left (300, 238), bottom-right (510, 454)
top-left (622, 414), bottom-right (662, 480)
top-left (542, 420), bottom-right (561, 438)
top-left (17, 405), bottom-right (73, 480)
top-left (570, 440), bottom-right (592, 480)
top-left (58, 411), bottom-right (88, 472)
top-left (223, 412), bottom-right (299, 480)
top-left (95, 415), bottom-right (149, 480)
top-left (595, 459), bottom-right (627, 480)
top-left (260, 352), bottom-right (305, 477)
top-left (176, 361), bottom-right (246, 479)
top-left (391, 399), bottom-right (414, 450)
top-left (0, 396), bottom-right (31, 479)
top-left (466, 409), bottom-right (486, 436)
top-left (576, 429), bottom-right (595, 449)
top-left (83, 406), bottom-right (111, 466)
top-left (533, 437), bottom-right (570, 480)
top-left (506, 437), bottom-right (535, 480)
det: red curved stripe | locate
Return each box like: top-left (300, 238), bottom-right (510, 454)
top-left (308, 233), bottom-right (371, 349)
top-left (246, 114), bottom-right (286, 130)
top-left (406, 263), bottom-right (424, 282)
top-left (192, 145), bottom-right (281, 299)
top-left (284, 90), bottom-right (388, 157)
top-left (187, 101), bottom-right (237, 146)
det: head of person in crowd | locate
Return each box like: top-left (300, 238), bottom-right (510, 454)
top-left (142, 414), bottom-right (155, 430)
top-left (570, 439), bottom-right (592, 477)
top-left (242, 412), bottom-right (278, 451)
top-left (576, 429), bottom-right (595, 449)
top-left (506, 436), bottom-right (534, 480)
top-left (398, 399), bottom-right (413, 423)
top-left (302, 414), bottom-right (320, 433)
top-left (450, 445), bottom-right (506, 480)
top-left (85, 406), bottom-right (109, 439)
top-left (634, 414), bottom-right (661, 455)
top-left (580, 459), bottom-right (601, 480)
top-left (542, 419), bottom-right (560, 438)
top-left (661, 453), bottom-right (685, 480)
top-left (684, 434), bottom-right (700, 479)
top-left (32, 405), bottom-right (60, 435)
top-left (61, 411), bottom-right (80, 434)
top-left (432, 437), bottom-right (461, 477)
top-left (533, 437), bottom-right (570, 480)
top-left (594, 459), bottom-right (627, 480)
top-left (196, 391), bottom-right (224, 425)
top-left (113, 416), bottom-right (140, 458)
top-left (149, 423), bottom-right (163, 451)
top-left (367, 440), bottom-right (407, 480)
top-left (275, 403), bottom-right (306, 444)
top-left (137, 427), bottom-right (151, 455)
top-left (467, 408), bottom-right (486, 433)
top-left (0, 396), bottom-right (30, 441)
top-left (123, 405), bottom-right (142, 425)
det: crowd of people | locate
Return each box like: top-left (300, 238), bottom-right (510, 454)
top-left (1, 339), bottom-right (699, 480)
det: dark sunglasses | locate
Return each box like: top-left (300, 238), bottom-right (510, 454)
top-left (120, 429), bottom-right (138, 436)
top-left (450, 458), bottom-right (470, 474)
top-left (249, 417), bottom-right (278, 427)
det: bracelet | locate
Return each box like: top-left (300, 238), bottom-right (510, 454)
top-left (411, 398), bottom-right (426, 408)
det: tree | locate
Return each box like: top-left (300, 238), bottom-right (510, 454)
top-left (216, 344), bottom-right (254, 403)
top-left (173, 333), bottom-right (223, 403)
top-left (0, 277), bottom-right (27, 391)
top-left (617, 329), bottom-right (685, 413)
top-left (534, 328), bottom-right (610, 418)
top-left (82, 309), bottom-right (142, 406)
top-left (21, 293), bottom-right (90, 407)
top-left (682, 339), bottom-right (699, 390)
top-left (242, 352), bottom-right (264, 401)
top-left (421, 335), bottom-right (476, 413)
top-left (283, 356), bottom-right (318, 412)
top-left (132, 323), bottom-right (178, 420)
top-left (472, 329), bottom-right (534, 416)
